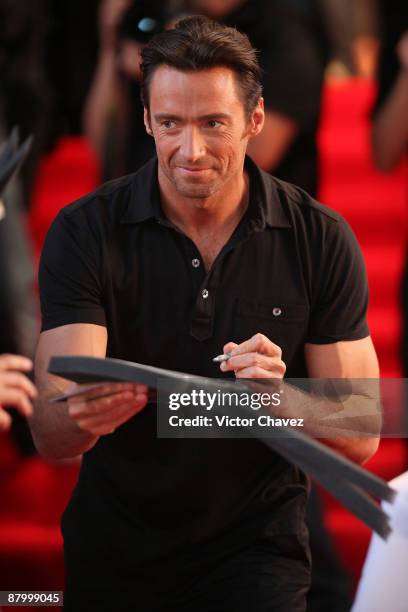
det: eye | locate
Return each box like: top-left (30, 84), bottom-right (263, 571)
top-left (206, 120), bottom-right (222, 128)
top-left (161, 120), bottom-right (176, 129)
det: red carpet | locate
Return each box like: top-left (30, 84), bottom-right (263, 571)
top-left (0, 78), bottom-right (407, 609)
top-left (316, 78), bottom-right (407, 580)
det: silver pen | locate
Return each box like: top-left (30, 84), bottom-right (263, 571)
top-left (212, 352), bottom-right (232, 363)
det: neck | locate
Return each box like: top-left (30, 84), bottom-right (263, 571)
top-left (158, 166), bottom-right (249, 236)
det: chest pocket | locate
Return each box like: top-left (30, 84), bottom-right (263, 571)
top-left (233, 298), bottom-right (310, 364)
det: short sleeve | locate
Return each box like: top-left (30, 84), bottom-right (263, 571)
top-left (39, 207), bottom-right (106, 332)
top-left (306, 216), bottom-right (370, 344)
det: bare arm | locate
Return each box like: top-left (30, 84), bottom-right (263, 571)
top-left (304, 336), bottom-right (380, 464)
top-left (372, 32), bottom-right (408, 172)
top-left (220, 334), bottom-right (380, 465)
top-left (83, 49), bottom-right (121, 157)
top-left (246, 109), bottom-right (298, 171)
top-left (30, 323), bottom-right (148, 459)
top-left (82, 0), bottom-right (131, 168)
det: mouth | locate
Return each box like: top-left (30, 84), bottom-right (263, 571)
top-left (178, 167), bottom-right (211, 173)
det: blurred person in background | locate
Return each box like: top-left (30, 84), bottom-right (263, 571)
top-left (0, 0), bottom-right (49, 451)
top-left (351, 5), bottom-right (408, 609)
top-left (0, 126), bottom-right (37, 364)
top-left (45, 0), bottom-right (100, 141)
top-left (353, 0), bottom-right (380, 78)
top-left (318, 0), bottom-right (356, 76)
top-left (0, 129), bottom-right (38, 434)
top-left (1, 0), bottom-right (100, 195)
top-left (0, 0), bottom-right (50, 202)
top-left (372, 0), bottom-right (408, 451)
top-left (84, 0), bottom-right (170, 179)
top-left (0, 136), bottom-right (37, 448)
top-left (0, 198), bottom-right (37, 447)
top-left (372, 3), bottom-right (408, 173)
top-left (0, 0), bottom-right (99, 448)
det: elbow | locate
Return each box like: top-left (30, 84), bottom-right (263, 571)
top-left (353, 436), bottom-right (380, 465)
top-left (30, 434), bottom-right (72, 461)
top-left (325, 435), bottom-right (380, 465)
top-left (29, 422), bottom-right (83, 461)
top-left (35, 445), bottom-right (71, 461)
top-left (34, 441), bottom-right (82, 462)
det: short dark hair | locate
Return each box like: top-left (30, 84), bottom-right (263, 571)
top-left (140, 15), bottom-right (263, 118)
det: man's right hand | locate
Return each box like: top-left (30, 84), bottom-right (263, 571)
top-left (66, 382), bottom-right (149, 436)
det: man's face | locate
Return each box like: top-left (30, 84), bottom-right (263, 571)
top-left (145, 65), bottom-right (263, 200)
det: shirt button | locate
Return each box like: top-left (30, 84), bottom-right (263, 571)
top-left (202, 289), bottom-right (209, 299)
top-left (273, 307), bottom-right (282, 316)
top-left (192, 258), bottom-right (200, 268)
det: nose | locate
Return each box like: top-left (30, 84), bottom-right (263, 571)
top-left (179, 125), bottom-right (206, 163)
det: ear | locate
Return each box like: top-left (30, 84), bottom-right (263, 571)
top-left (144, 107), bottom-right (153, 136)
top-left (247, 98), bottom-right (265, 139)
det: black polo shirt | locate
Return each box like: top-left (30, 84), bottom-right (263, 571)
top-left (39, 156), bottom-right (369, 607)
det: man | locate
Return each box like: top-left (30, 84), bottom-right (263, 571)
top-left (183, 10), bottom-right (354, 608)
top-left (31, 16), bottom-right (379, 611)
top-left (176, 6), bottom-right (355, 609)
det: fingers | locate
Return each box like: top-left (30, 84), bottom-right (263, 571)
top-left (0, 388), bottom-right (33, 417)
top-left (223, 341), bottom-right (238, 355)
top-left (0, 354), bottom-right (33, 373)
top-left (0, 409), bottom-right (12, 432)
top-left (0, 355), bottom-right (36, 424)
top-left (0, 372), bottom-right (37, 400)
top-left (68, 387), bottom-right (146, 417)
top-left (221, 351), bottom-right (286, 378)
top-left (234, 364), bottom-right (286, 379)
top-left (228, 333), bottom-right (282, 358)
top-left (68, 386), bottom-right (149, 436)
top-left (220, 334), bottom-right (286, 379)
top-left (73, 399), bottom-right (146, 436)
top-left (68, 382), bottom-right (147, 404)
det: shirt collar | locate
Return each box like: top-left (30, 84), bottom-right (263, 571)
top-left (120, 157), bottom-right (162, 224)
top-left (242, 155), bottom-right (292, 230)
top-left (120, 155), bottom-right (292, 229)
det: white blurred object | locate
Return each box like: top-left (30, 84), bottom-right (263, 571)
top-left (352, 471), bottom-right (408, 612)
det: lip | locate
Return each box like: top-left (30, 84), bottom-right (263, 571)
top-left (178, 166), bottom-right (211, 173)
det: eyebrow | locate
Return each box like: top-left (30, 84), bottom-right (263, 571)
top-left (153, 113), bottom-right (232, 122)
